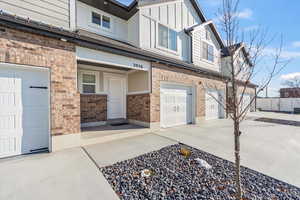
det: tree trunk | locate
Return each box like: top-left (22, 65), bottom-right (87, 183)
top-left (234, 121), bottom-right (242, 199)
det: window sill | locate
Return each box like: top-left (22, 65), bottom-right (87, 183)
top-left (156, 46), bottom-right (179, 56)
top-left (200, 58), bottom-right (215, 65)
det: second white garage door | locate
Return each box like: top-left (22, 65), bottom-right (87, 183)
top-left (0, 64), bottom-right (50, 158)
top-left (160, 84), bottom-right (193, 128)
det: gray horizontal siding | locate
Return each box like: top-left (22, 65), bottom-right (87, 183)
top-left (0, 0), bottom-right (70, 29)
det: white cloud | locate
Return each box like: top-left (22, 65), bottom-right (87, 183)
top-left (263, 48), bottom-right (300, 59)
top-left (281, 51), bottom-right (300, 59)
top-left (235, 8), bottom-right (253, 19)
top-left (213, 8), bottom-right (253, 22)
top-left (292, 41), bottom-right (300, 48)
top-left (280, 72), bottom-right (300, 80)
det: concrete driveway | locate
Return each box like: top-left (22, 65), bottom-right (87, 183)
top-left (0, 134), bottom-right (176, 200)
top-left (155, 112), bottom-right (300, 187)
top-left (0, 148), bottom-right (119, 200)
top-left (1, 112), bottom-right (299, 200)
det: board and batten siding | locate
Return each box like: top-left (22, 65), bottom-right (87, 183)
top-left (139, 0), bottom-right (202, 62)
top-left (192, 25), bottom-right (221, 72)
top-left (128, 12), bottom-right (140, 47)
top-left (0, 0), bottom-right (71, 29)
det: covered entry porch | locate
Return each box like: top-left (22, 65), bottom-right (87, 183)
top-left (76, 47), bottom-right (152, 130)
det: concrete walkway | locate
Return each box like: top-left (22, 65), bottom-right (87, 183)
top-left (83, 133), bottom-right (177, 167)
top-left (0, 148), bottom-right (119, 200)
top-left (155, 117), bottom-right (300, 187)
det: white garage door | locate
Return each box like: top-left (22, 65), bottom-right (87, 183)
top-left (0, 65), bottom-right (50, 158)
top-left (160, 84), bottom-right (193, 128)
top-left (206, 90), bottom-right (221, 120)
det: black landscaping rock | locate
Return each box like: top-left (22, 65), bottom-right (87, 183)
top-left (100, 144), bottom-right (300, 200)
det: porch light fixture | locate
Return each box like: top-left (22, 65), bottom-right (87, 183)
top-left (104, 1), bottom-right (108, 5)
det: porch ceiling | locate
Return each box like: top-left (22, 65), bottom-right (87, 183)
top-left (78, 60), bottom-right (131, 71)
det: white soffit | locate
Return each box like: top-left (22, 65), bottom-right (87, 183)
top-left (76, 46), bottom-right (151, 71)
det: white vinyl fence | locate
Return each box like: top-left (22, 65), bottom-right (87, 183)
top-left (257, 98), bottom-right (300, 113)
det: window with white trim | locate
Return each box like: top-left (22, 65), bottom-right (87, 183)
top-left (158, 24), bottom-right (177, 51)
top-left (91, 12), bottom-right (111, 29)
top-left (202, 42), bottom-right (214, 62)
top-left (80, 71), bottom-right (98, 94)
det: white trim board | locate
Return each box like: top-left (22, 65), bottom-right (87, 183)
top-left (127, 91), bottom-right (150, 95)
top-left (76, 46), bottom-right (151, 71)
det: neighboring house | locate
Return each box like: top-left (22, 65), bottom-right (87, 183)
top-left (222, 43), bottom-right (256, 113)
top-left (0, 0), bottom-right (256, 158)
top-left (280, 88), bottom-right (300, 98)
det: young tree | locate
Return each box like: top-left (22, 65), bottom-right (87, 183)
top-left (203, 0), bottom-right (290, 199)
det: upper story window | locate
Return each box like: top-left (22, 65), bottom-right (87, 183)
top-left (158, 24), bottom-right (177, 52)
top-left (202, 42), bottom-right (214, 62)
top-left (102, 16), bottom-right (111, 29)
top-left (92, 12), bottom-right (101, 26)
top-left (91, 12), bottom-right (111, 30)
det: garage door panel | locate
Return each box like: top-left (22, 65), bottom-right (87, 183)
top-left (23, 90), bottom-right (49, 106)
top-left (0, 136), bottom-right (21, 157)
top-left (0, 93), bottom-right (16, 106)
top-left (23, 108), bottom-right (49, 128)
top-left (0, 72), bottom-right (17, 92)
top-left (21, 128), bottom-right (49, 152)
top-left (0, 65), bottom-right (49, 158)
top-left (0, 115), bottom-right (17, 130)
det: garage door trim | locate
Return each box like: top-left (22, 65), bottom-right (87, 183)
top-left (160, 82), bottom-right (195, 128)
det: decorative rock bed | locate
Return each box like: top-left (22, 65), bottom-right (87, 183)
top-left (100, 144), bottom-right (300, 200)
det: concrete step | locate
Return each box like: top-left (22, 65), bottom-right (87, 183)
top-left (107, 118), bottom-right (128, 126)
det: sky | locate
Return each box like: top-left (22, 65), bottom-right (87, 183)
top-left (199, 0), bottom-right (300, 97)
top-left (118, 0), bottom-right (300, 97)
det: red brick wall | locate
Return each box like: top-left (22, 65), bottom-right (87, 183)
top-left (0, 26), bottom-right (80, 136)
top-left (151, 62), bottom-right (226, 123)
top-left (127, 94), bottom-right (151, 123)
top-left (80, 94), bottom-right (107, 123)
top-left (280, 88), bottom-right (300, 98)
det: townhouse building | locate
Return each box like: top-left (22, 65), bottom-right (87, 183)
top-left (0, 0), bottom-right (256, 158)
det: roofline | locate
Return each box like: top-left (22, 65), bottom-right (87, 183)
top-left (0, 12), bottom-right (228, 81)
top-left (190, 0), bottom-right (207, 22)
top-left (185, 20), bottom-right (225, 48)
top-left (226, 43), bottom-right (254, 67)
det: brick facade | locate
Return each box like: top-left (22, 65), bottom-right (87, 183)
top-left (127, 94), bottom-right (151, 123)
top-left (0, 26), bottom-right (80, 136)
top-left (80, 94), bottom-right (107, 123)
top-left (280, 88), bottom-right (300, 98)
top-left (151, 62), bottom-right (226, 123)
